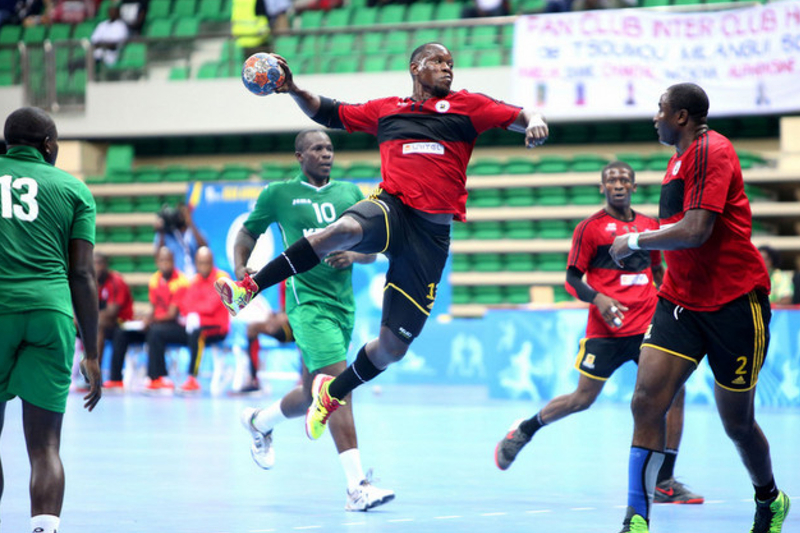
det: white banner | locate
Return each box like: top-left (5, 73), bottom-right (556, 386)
top-left (512, 1), bottom-right (800, 120)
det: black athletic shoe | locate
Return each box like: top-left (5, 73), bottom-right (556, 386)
top-left (654, 478), bottom-right (704, 504)
top-left (494, 419), bottom-right (531, 470)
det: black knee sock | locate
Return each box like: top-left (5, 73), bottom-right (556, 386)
top-left (328, 345), bottom-right (383, 400)
top-left (657, 448), bottom-right (678, 483)
top-left (754, 477), bottom-right (779, 502)
top-left (519, 411), bottom-right (546, 437)
top-left (252, 237), bottom-right (320, 293)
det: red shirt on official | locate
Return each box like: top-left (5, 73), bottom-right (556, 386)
top-left (99, 270), bottom-right (134, 322)
top-left (338, 90), bottom-right (522, 222)
top-left (567, 209), bottom-right (661, 338)
top-left (148, 269), bottom-right (189, 321)
top-left (181, 267), bottom-right (230, 338)
top-left (658, 130), bottom-right (770, 311)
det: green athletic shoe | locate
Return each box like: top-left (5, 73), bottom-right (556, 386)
top-left (751, 491), bottom-right (791, 533)
top-left (305, 374), bottom-right (345, 440)
top-left (619, 507), bottom-right (649, 533)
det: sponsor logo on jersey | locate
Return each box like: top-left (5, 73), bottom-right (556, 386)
top-left (732, 376), bottom-right (746, 385)
top-left (582, 353), bottom-right (596, 369)
top-left (293, 198), bottom-right (312, 205)
top-left (435, 100), bottom-right (451, 113)
top-left (620, 273), bottom-right (650, 286)
top-left (644, 324), bottom-right (653, 340)
top-left (397, 327), bottom-right (413, 339)
top-left (402, 142), bottom-right (445, 156)
top-left (605, 222), bottom-right (617, 233)
top-left (671, 160), bottom-right (682, 175)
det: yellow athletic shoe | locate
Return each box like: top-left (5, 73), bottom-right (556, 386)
top-left (305, 374), bottom-right (345, 440)
top-left (751, 491), bottom-right (791, 533)
top-left (619, 507), bottom-right (649, 533)
top-left (214, 273), bottom-right (258, 317)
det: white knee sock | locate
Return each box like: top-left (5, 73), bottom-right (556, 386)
top-left (253, 400), bottom-right (287, 434)
top-left (339, 448), bottom-right (365, 492)
top-left (31, 514), bottom-right (60, 533)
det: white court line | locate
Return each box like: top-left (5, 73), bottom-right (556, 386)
top-left (525, 509), bottom-right (552, 514)
top-left (480, 512), bottom-right (507, 517)
top-left (342, 522), bottom-right (365, 526)
top-left (570, 507), bottom-right (596, 511)
top-left (434, 515), bottom-right (461, 520)
top-left (387, 518), bottom-right (414, 523)
top-left (249, 530), bottom-right (277, 532)
top-left (293, 526), bottom-right (322, 530)
top-left (613, 505), bottom-right (628, 509)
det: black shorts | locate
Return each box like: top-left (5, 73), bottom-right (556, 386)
top-left (642, 291), bottom-right (771, 392)
top-left (344, 190), bottom-right (451, 344)
top-left (574, 334), bottom-right (644, 381)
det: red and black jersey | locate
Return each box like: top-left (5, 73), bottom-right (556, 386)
top-left (567, 209), bottom-right (661, 338)
top-left (337, 90), bottom-right (522, 222)
top-left (658, 130), bottom-right (770, 311)
top-left (99, 270), bottom-right (134, 322)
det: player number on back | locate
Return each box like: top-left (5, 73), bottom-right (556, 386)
top-left (312, 202), bottom-right (336, 224)
top-left (0, 175), bottom-right (39, 222)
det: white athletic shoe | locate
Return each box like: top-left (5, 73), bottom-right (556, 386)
top-left (345, 472), bottom-right (395, 512)
top-left (241, 407), bottom-right (275, 469)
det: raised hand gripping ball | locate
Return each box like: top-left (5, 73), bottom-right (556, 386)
top-left (242, 53), bottom-right (285, 96)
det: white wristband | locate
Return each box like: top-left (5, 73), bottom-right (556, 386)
top-left (627, 233), bottom-right (641, 251)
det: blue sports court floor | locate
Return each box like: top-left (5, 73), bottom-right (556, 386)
top-left (1, 384), bottom-right (797, 533)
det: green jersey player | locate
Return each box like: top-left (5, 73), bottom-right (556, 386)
top-left (0, 107), bottom-right (101, 533)
top-left (237, 130), bottom-right (394, 511)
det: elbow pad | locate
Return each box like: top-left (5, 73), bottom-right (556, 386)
top-left (311, 97), bottom-right (344, 130)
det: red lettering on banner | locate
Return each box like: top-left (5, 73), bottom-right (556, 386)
top-left (602, 64), bottom-right (655, 79)
top-left (786, 4), bottom-right (800, 27)
top-left (525, 15), bottom-right (574, 37)
top-left (579, 13), bottom-right (643, 37)
top-left (728, 58), bottom-right (795, 77)
top-left (652, 17), bottom-right (714, 39)
top-left (518, 67), bottom-right (560, 78)
top-left (722, 9), bottom-right (778, 37)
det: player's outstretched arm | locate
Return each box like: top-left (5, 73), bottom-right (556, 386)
top-left (272, 54), bottom-right (322, 119)
top-left (508, 108), bottom-right (549, 148)
top-left (233, 227), bottom-right (258, 281)
top-left (610, 208), bottom-right (716, 267)
top-left (68, 238), bottom-right (102, 411)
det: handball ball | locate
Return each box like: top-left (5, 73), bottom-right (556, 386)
top-left (241, 53), bottom-right (285, 96)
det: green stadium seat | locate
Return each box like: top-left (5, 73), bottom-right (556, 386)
top-left (273, 35), bottom-right (300, 56)
top-left (383, 30), bottom-right (409, 54)
top-left (642, 0), bottom-right (669, 6)
top-left (111, 255), bottom-right (138, 272)
top-left (538, 219), bottom-right (570, 239)
top-left (94, 197), bottom-right (108, 213)
top-left (106, 144), bottom-right (134, 176)
top-left (537, 188), bottom-right (568, 206)
top-left (451, 254), bottom-right (471, 272)
top-left (505, 253), bottom-right (535, 272)
top-left (327, 33), bottom-right (356, 55)
top-left (0, 25), bottom-right (22, 45)
top-left (0, 49), bottom-right (18, 73)
top-left (111, 42), bottom-right (148, 74)
top-left (325, 7), bottom-right (352, 26)
top-left (197, 61), bottom-right (220, 79)
top-left (571, 154), bottom-right (608, 172)
top-left (133, 166), bottom-right (163, 183)
top-left (471, 221), bottom-right (503, 240)
top-left (221, 164), bottom-right (253, 181)
top-left (737, 150), bottom-right (767, 169)
top-left (260, 163), bottom-right (285, 181)
top-left (744, 183), bottom-right (770, 202)
top-left (172, 0), bottom-right (197, 17)
top-left (406, 3), bottom-right (434, 22)
top-left (163, 165), bottom-right (192, 182)
top-left (362, 55), bottom-right (388, 72)
top-left (452, 285), bottom-right (472, 305)
top-left (169, 66), bottom-right (190, 80)
top-left (570, 185), bottom-right (601, 205)
top-left (505, 286), bottom-right (530, 305)
top-left (553, 285), bottom-right (573, 303)
top-left (131, 285), bottom-right (150, 302)
top-left (298, 34), bottom-right (321, 57)
top-left (452, 222), bottom-right (471, 240)
top-left (378, 4), bottom-right (406, 24)
top-left (22, 25), bottom-right (47, 45)
top-left (135, 195), bottom-right (163, 213)
top-left (472, 254), bottom-right (503, 272)
top-left (646, 152), bottom-right (672, 171)
top-left (300, 10), bottom-right (324, 29)
top-left (174, 17), bottom-right (200, 37)
top-left (146, 0), bottom-right (172, 20)
top-left (331, 56), bottom-right (359, 73)
top-left (345, 162), bottom-right (380, 180)
top-left (538, 253), bottom-right (568, 271)
top-left (48, 24), bottom-right (73, 42)
top-left (517, 0), bottom-right (546, 12)
top-left (193, 167), bottom-right (219, 181)
top-left (468, 159), bottom-right (504, 175)
top-left (537, 156), bottom-right (570, 173)
top-left (351, 7), bottom-right (378, 26)
top-left (72, 21), bottom-right (97, 39)
top-left (504, 158), bottom-right (536, 175)
top-left (198, 0), bottom-right (226, 21)
top-left (0, 72), bottom-right (16, 86)
top-left (469, 26), bottom-right (499, 50)
top-left (458, 53), bottom-right (477, 68)
top-left (106, 197), bottom-right (135, 213)
top-left (412, 28), bottom-right (439, 48)
top-left (435, 2), bottom-right (461, 20)
top-left (467, 188), bottom-right (503, 208)
top-left (473, 285), bottom-right (504, 305)
top-left (615, 153), bottom-right (646, 172)
top-left (504, 219), bottom-right (536, 239)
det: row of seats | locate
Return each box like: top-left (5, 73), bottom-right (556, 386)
top-left (96, 194), bottom-right (185, 214)
top-left (452, 284), bottom-right (573, 306)
top-left (453, 253), bottom-right (568, 272)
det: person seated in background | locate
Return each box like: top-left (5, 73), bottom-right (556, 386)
top-left (118, 0), bottom-right (148, 33)
top-left (90, 3), bottom-right (129, 69)
top-left (178, 247), bottom-right (231, 393)
top-left (461, 0), bottom-right (509, 18)
top-left (94, 252), bottom-right (134, 389)
top-left (154, 203), bottom-right (207, 277)
top-left (49, 0), bottom-right (97, 24)
top-left (758, 245), bottom-right (793, 305)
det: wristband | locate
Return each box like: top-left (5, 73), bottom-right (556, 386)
top-left (627, 233), bottom-right (641, 251)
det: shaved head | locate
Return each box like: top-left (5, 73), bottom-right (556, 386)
top-left (410, 42), bottom-right (449, 66)
top-left (4, 107), bottom-right (59, 164)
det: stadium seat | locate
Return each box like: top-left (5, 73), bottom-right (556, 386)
top-left (110, 254), bottom-right (137, 271)
top-left (615, 153), bottom-right (646, 171)
top-left (193, 167), bottom-right (220, 181)
top-left (537, 156), bottom-right (570, 173)
top-left (0, 72), bottom-right (15, 86)
top-left (377, 4), bottom-right (406, 24)
top-left (504, 187), bottom-right (536, 207)
top-left (569, 185), bottom-right (601, 205)
top-left (327, 33), bottom-right (355, 55)
top-left (362, 55), bottom-right (388, 72)
top-left (467, 188), bottom-right (503, 208)
top-left (325, 7), bottom-right (352, 27)
top-left (300, 10), bottom-right (324, 29)
top-left (504, 158), bottom-right (536, 175)
top-left (451, 223), bottom-right (471, 240)
top-left (106, 144), bottom-right (135, 176)
top-left (505, 285), bottom-right (530, 305)
top-left (737, 150), bottom-right (767, 169)
top-left (451, 254), bottom-right (471, 272)
top-left (221, 164), bottom-right (253, 181)
top-left (163, 165), bottom-right (192, 182)
top-left (517, 0), bottom-right (546, 12)
top-left (106, 197), bottom-right (135, 213)
top-left (345, 162), bottom-right (381, 180)
top-left (538, 220), bottom-right (571, 239)
top-left (470, 221), bottom-right (503, 240)
top-left (351, 7), bottom-right (378, 26)
top-left (146, 0), bottom-right (172, 20)
top-left (383, 30), bottom-right (409, 54)
top-left (452, 285), bottom-right (472, 305)
top-left (505, 253), bottom-right (535, 272)
top-left (49, 24), bottom-right (73, 42)
top-left (473, 285), bottom-right (504, 305)
top-left (22, 25), bottom-right (47, 45)
top-left (0, 49), bottom-right (18, 74)
top-left (537, 187), bottom-right (568, 206)
top-left (406, 3), bottom-right (434, 22)
top-left (133, 166), bottom-right (163, 183)
top-left (174, 17), bottom-right (200, 37)
top-left (387, 54), bottom-right (408, 71)
top-left (172, 0), bottom-right (197, 17)
top-left (413, 28), bottom-right (439, 47)
top-left (261, 163), bottom-right (285, 181)
top-left (538, 253), bottom-right (568, 272)
top-left (435, 2), bottom-right (462, 20)
top-left (469, 26), bottom-right (499, 50)
top-left (472, 254), bottom-right (503, 272)
top-left (643, 185), bottom-right (662, 205)
top-left (571, 154), bottom-right (608, 172)
top-left (169, 66), bottom-right (190, 80)
top-left (135, 195), bottom-right (163, 213)
top-left (110, 42), bottom-right (148, 76)
top-left (199, 0), bottom-right (226, 21)
top-left (331, 56), bottom-right (359, 73)
top-left (504, 219), bottom-right (537, 239)
top-left (0, 25), bottom-right (21, 45)
top-left (646, 152), bottom-right (672, 171)
top-left (468, 158), bottom-right (504, 175)
top-left (72, 21), bottom-right (97, 40)
top-left (197, 61), bottom-right (220, 79)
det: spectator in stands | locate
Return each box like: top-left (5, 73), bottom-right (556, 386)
top-left (95, 252), bottom-right (134, 374)
top-left (178, 247), bottom-right (231, 393)
top-left (0, 0), bottom-right (18, 26)
top-left (461, 0), bottom-right (509, 18)
top-left (154, 203), bottom-right (208, 277)
top-left (119, 0), bottom-right (148, 34)
top-left (255, 0), bottom-right (289, 32)
top-left (758, 245), bottom-right (793, 305)
top-left (90, 3), bottom-right (129, 67)
top-left (571, 0), bottom-right (634, 9)
top-left (16, 0), bottom-right (49, 26)
top-left (49, 0), bottom-right (97, 24)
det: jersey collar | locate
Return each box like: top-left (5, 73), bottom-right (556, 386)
top-left (299, 173), bottom-right (333, 191)
top-left (4, 145), bottom-right (47, 163)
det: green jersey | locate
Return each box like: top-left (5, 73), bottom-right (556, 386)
top-left (244, 175), bottom-right (364, 313)
top-left (0, 146), bottom-right (96, 317)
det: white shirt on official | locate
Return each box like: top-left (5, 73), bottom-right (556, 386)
top-left (90, 19), bottom-right (129, 65)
